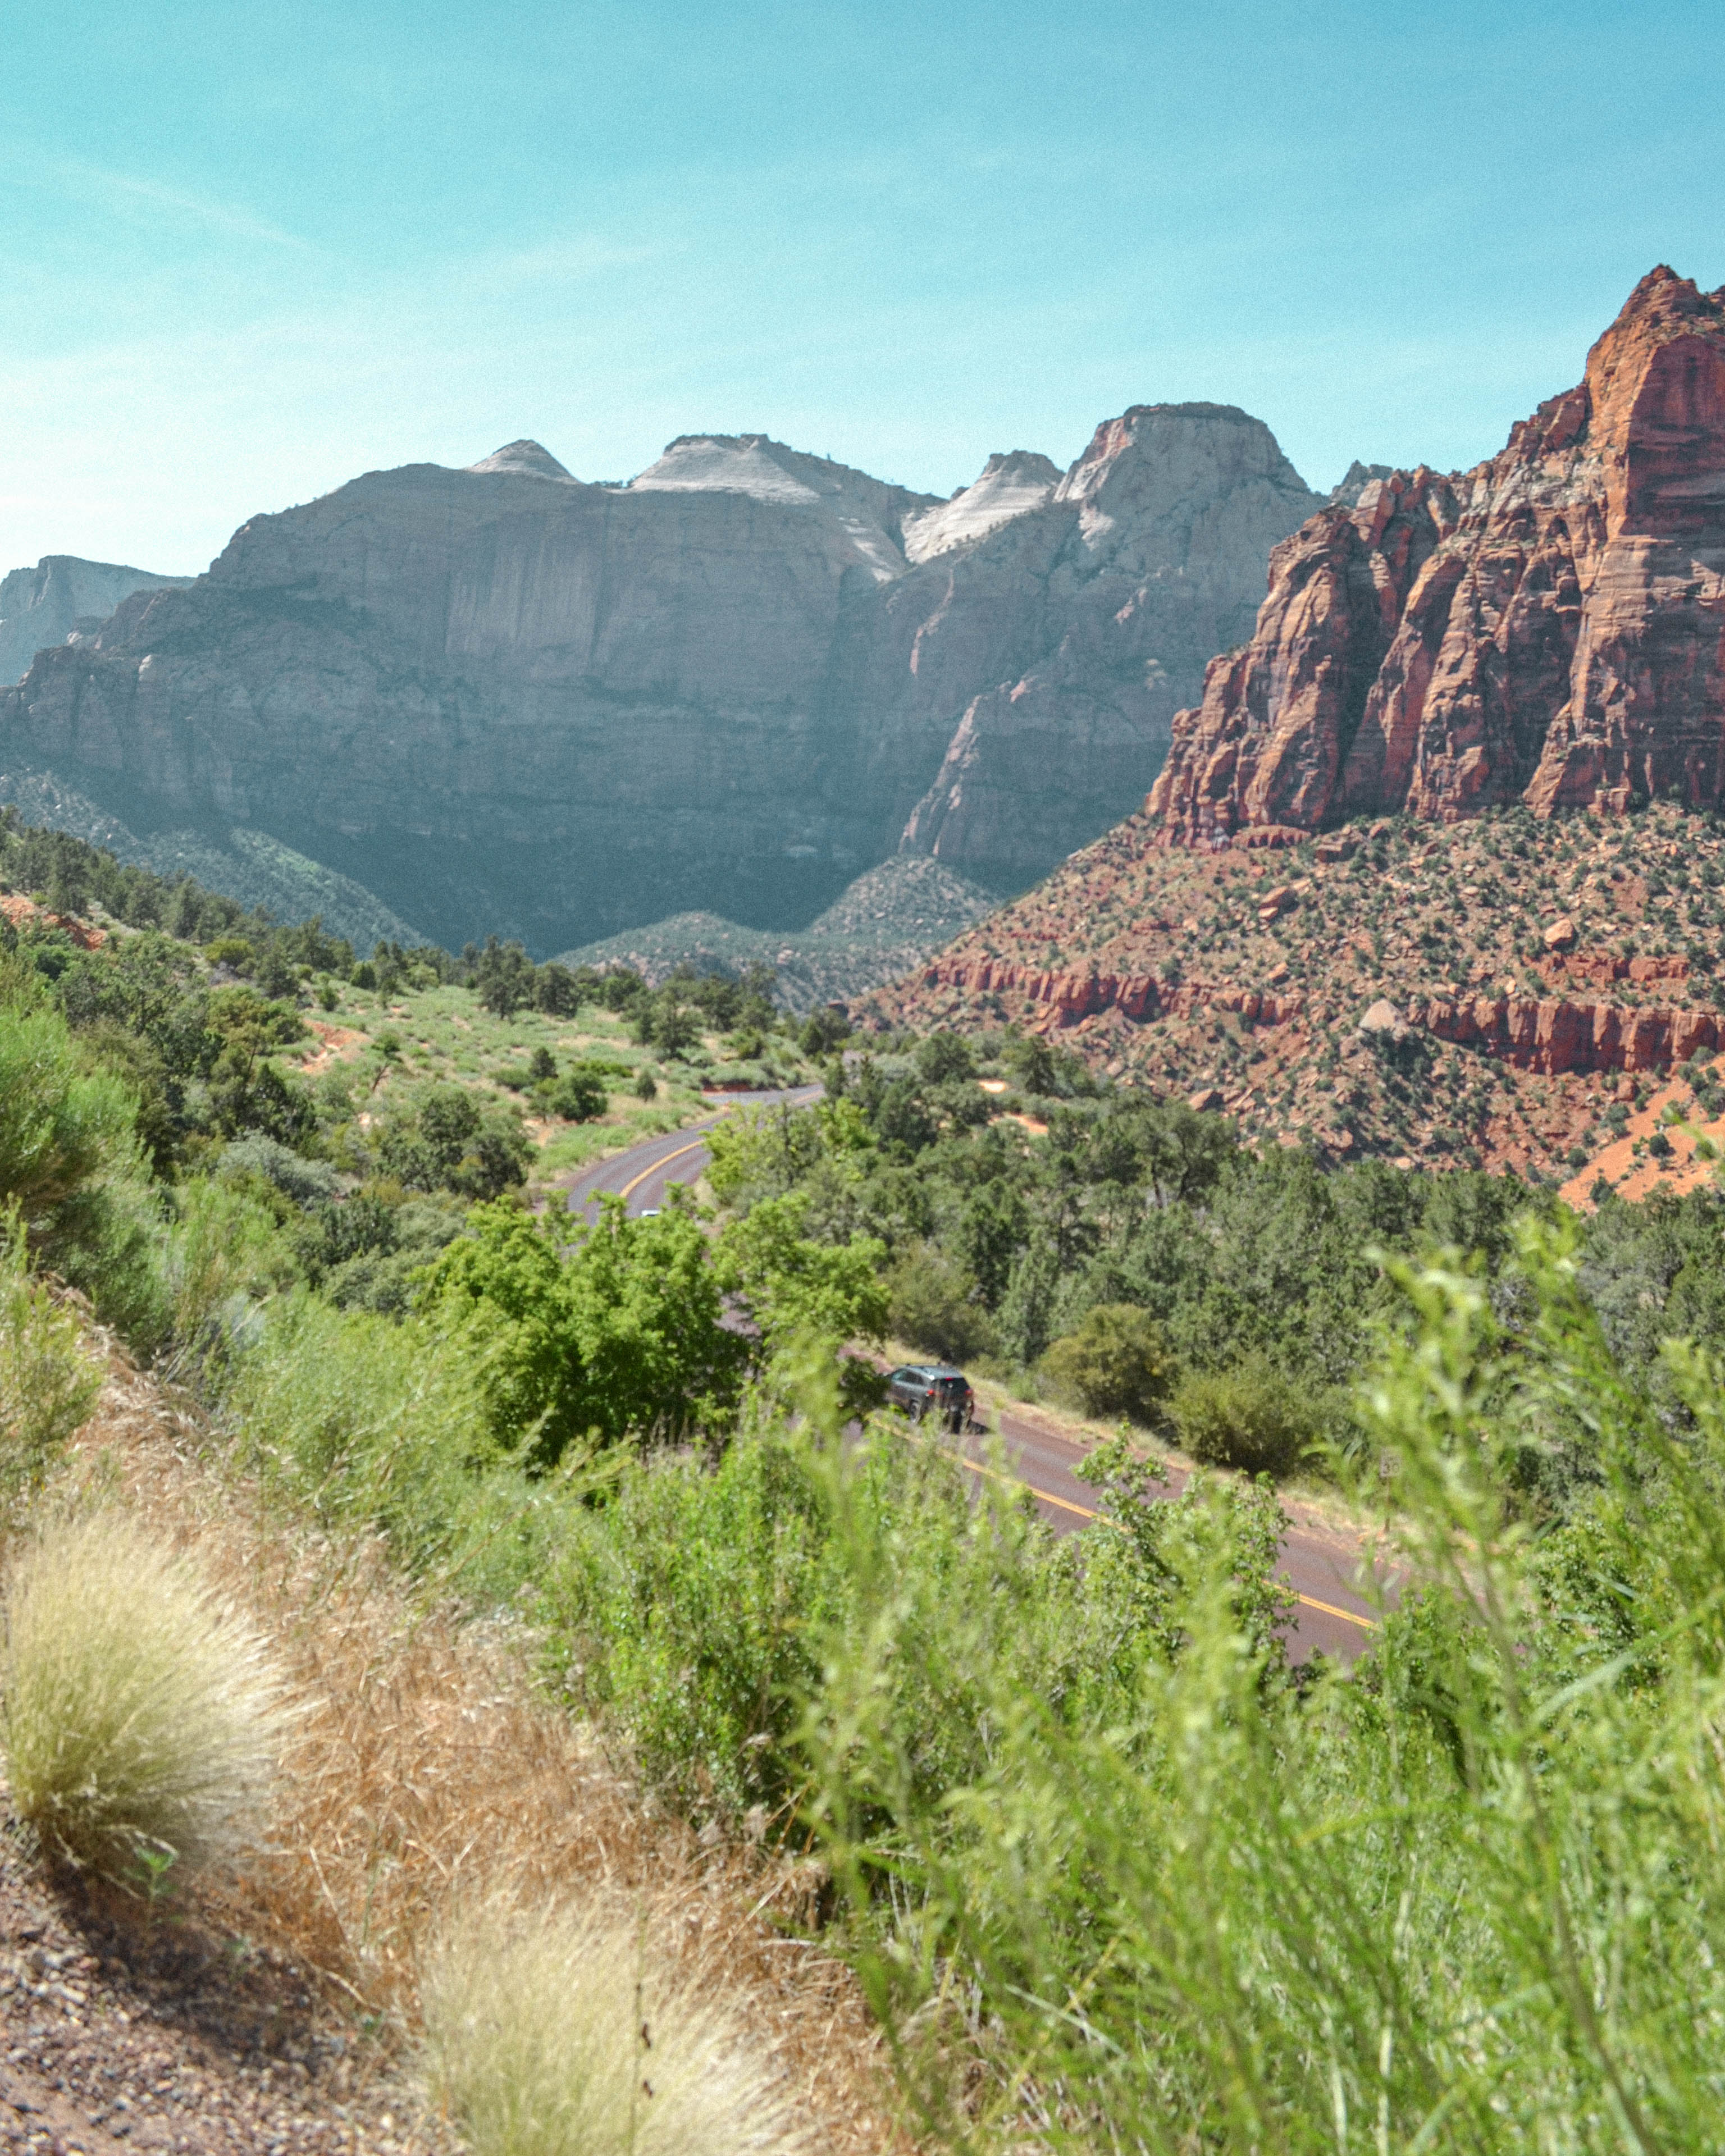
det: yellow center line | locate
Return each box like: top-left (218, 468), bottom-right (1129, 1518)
top-left (923, 1429), bottom-right (1379, 1630)
top-left (618, 1136), bottom-right (710, 1204)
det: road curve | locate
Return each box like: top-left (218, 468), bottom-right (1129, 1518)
top-left (551, 1109), bottom-right (1396, 1662)
top-left (555, 1086), bottom-right (823, 1219)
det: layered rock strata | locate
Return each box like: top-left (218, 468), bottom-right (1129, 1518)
top-left (0, 412), bottom-right (1320, 953)
top-left (916, 949), bottom-right (1721, 1077)
top-left (1409, 988), bottom-right (1723, 1073)
top-left (1152, 268), bottom-right (1725, 843)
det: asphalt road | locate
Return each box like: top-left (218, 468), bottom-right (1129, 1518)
top-left (557, 1103), bottom-right (1395, 1662)
top-left (557, 1085), bottom-right (822, 1219)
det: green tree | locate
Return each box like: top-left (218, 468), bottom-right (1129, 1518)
top-left (715, 1193), bottom-right (889, 1351)
top-left (419, 1198), bottom-right (745, 1464)
top-left (473, 937), bottom-right (536, 1020)
top-left (1042, 1302), bottom-right (1176, 1423)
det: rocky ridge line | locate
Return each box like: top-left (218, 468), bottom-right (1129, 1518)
top-left (1151, 267), bottom-right (1725, 844)
top-left (0, 404), bottom-right (1322, 956)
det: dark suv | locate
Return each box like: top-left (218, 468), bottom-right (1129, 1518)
top-left (887, 1363), bottom-right (977, 1433)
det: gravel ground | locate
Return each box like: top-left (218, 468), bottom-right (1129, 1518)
top-left (0, 1837), bottom-right (452, 2156)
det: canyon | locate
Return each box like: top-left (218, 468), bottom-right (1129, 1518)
top-left (0, 409), bottom-right (1322, 956)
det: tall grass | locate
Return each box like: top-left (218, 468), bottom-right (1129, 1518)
top-left (0, 1513), bottom-right (284, 1885)
top-left (223, 1287), bottom-right (502, 1565)
top-left (421, 1898), bottom-right (809, 2156)
top-left (162, 1176), bottom-right (294, 1364)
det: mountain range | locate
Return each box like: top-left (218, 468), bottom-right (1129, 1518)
top-left (0, 406), bottom-right (1323, 958)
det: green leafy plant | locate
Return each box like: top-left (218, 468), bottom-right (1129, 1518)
top-left (1166, 1351), bottom-right (1320, 1475)
top-left (0, 1218), bottom-right (102, 1499)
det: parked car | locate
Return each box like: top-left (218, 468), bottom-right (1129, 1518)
top-left (886, 1363), bottom-right (978, 1433)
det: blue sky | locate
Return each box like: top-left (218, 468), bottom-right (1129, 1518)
top-left (2, 0), bottom-right (1720, 574)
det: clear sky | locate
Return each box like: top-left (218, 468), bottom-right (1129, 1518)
top-left (2, 0), bottom-right (1720, 575)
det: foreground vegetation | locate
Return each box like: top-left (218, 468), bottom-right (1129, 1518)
top-left (7, 810), bottom-right (1725, 2146)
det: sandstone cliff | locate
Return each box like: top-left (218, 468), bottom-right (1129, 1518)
top-left (1151, 268), bottom-right (1725, 843)
top-left (0, 556), bottom-right (191, 683)
top-left (0, 410), bottom-right (1319, 954)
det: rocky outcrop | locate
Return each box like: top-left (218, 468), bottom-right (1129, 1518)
top-left (917, 944), bottom-right (1724, 1077)
top-left (1409, 990), bottom-right (1722, 1074)
top-left (1151, 268), bottom-right (1725, 843)
top-left (918, 951), bottom-right (1308, 1031)
top-left (0, 410), bottom-right (1320, 953)
top-left (0, 557), bottom-right (191, 683)
top-left (900, 451), bottom-right (1062, 562)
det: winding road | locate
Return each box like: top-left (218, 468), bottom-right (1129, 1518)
top-left (558, 1097), bottom-right (1397, 1661)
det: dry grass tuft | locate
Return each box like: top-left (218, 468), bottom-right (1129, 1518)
top-left (422, 1895), bottom-right (812, 2156)
top-left (62, 1344), bottom-right (897, 2154)
top-left (1, 1510), bottom-right (282, 1884)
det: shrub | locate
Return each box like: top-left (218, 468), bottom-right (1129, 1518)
top-left (0, 1514), bottom-right (282, 1884)
top-left (0, 1227), bottom-right (101, 1499)
top-left (217, 1132), bottom-right (339, 1205)
top-left (546, 1067), bottom-right (607, 1122)
top-left (202, 936), bottom-right (255, 973)
top-left (1042, 1302), bottom-right (1176, 1424)
top-left (0, 1004), bottom-right (141, 1222)
top-left (914, 1029), bottom-right (975, 1084)
top-left (421, 1899), bottom-right (805, 2156)
top-left (226, 1290), bottom-right (496, 1560)
top-left (886, 1239), bottom-right (996, 1363)
top-left (1167, 1353), bottom-right (1318, 1476)
top-left (163, 1178), bottom-right (293, 1356)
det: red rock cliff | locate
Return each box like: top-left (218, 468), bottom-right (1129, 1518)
top-left (1150, 267), bottom-right (1725, 842)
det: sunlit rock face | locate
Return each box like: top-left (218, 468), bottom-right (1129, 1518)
top-left (1152, 268), bottom-right (1725, 846)
top-left (0, 406), bottom-right (1319, 953)
top-left (0, 557), bottom-right (190, 684)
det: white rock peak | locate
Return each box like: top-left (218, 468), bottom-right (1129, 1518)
top-left (900, 450), bottom-right (1062, 564)
top-left (465, 440), bottom-right (576, 480)
top-left (628, 435), bottom-right (826, 504)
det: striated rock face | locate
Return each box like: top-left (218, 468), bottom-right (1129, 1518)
top-left (1152, 267), bottom-right (1725, 843)
top-left (894, 405), bottom-right (1322, 881)
top-left (0, 409), bottom-right (1319, 953)
top-left (1408, 988), bottom-right (1723, 1074)
top-left (900, 451), bottom-right (1062, 562)
top-left (0, 557), bottom-right (191, 684)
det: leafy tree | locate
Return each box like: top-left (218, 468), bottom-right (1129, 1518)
top-left (801, 1006), bottom-right (851, 1058)
top-left (535, 962), bottom-right (581, 1017)
top-left (886, 1240), bottom-right (994, 1364)
top-left (418, 1198), bottom-right (745, 1464)
top-left (715, 1192), bottom-right (889, 1351)
top-left (1043, 1303), bottom-right (1176, 1424)
top-left (914, 1030), bottom-right (976, 1084)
